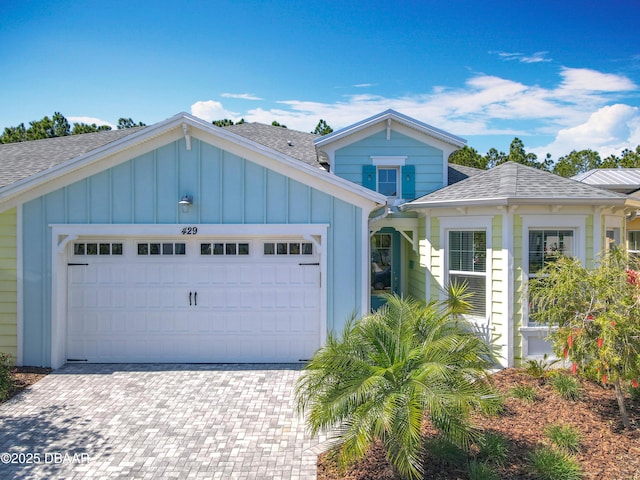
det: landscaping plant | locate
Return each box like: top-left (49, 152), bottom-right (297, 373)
top-left (528, 446), bottom-right (583, 480)
top-left (550, 374), bottom-right (582, 401)
top-left (0, 353), bottom-right (14, 401)
top-left (524, 353), bottom-right (560, 379)
top-left (510, 384), bottom-right (538, 403)
top-left (529, 247), bottom-right (640, 429)
top-left (544, 424), bottom-right (582, 453)
top-left (477, 432), bottom-right (509, 466)
top-left (467, 459), bottom-right (500, 480)
top-left (295, 293), bottom-right (501, 480)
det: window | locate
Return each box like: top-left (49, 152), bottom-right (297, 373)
top-left (528, 230), bottom-right (575, 325)
top-left (448, 231), bottom-right (486, 317)
top-left (200, 242), bottom-right (250, 255)
top-left (629, 231), bottom-right (640, 254)
top-left (377, 168), bottom-right (398, 197)
top-left (263, 242), bottom-right (313, 255)
top-left (606, 228), bottom-right (621, 250)
top-left (363, 160), bottom-right (414, 199)
top-left (137, 242), bottom-right (186, 255)
top-left (371, 233), bottom-right (392, 293)
top-left (74, 242), bottom-right (123, 256)
top-left (528, 230), bottom-right (574, 275)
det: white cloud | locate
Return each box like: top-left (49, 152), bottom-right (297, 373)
top-left (68, 116), bottom-right (115, 129)
top-left (533, 104), bottom-right (640, 158)
top-left (494, 51), bottom-right (552, 63)
top-left (190, 100), bottom-right (239, 122)
top-left (221, 93), bottom-right (263, 100)
top-left (353, 83), bottom-right (375, 88)
top-left (190, 66), bottom-right (638, 157)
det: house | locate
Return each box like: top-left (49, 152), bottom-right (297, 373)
top-left (572, 169), bottom-right (640, 253)
top-left (0, 110), bottom-right (637, 369)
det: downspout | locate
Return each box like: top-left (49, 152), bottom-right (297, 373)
top-left (369, 203), bottom-right (392, 224)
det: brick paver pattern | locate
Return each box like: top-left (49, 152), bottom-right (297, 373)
top-left (0, 364), bottom-right (325, 479)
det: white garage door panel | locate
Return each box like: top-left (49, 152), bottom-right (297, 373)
top-left (67, 238), bottom-right (321, 363)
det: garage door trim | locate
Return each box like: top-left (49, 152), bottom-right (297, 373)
top-left (50, 223), bottom-right (329, 368)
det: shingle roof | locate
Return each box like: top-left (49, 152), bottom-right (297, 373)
top-left (448, 163), bottom-right (484, 185)
top-left (405, 162), bottom-right (631, 208)
top-left (224, 123), bottom-right (323, 168)
top-left (0, 128), bottom-right (143, 188)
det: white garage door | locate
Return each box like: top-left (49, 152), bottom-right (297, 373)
top-left (66, 238), bottom-right (321, 363)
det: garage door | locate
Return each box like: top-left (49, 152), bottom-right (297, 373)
top-left (66, 238), bottom-right (321, 363)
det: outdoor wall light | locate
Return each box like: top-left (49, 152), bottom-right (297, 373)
top-left (179, 195), bottom-right (193, 212)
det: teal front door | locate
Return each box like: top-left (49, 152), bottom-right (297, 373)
top-left (371, 229), bottom-right (401, 310)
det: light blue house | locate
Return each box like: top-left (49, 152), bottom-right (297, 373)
top-left (0, 110), bottom-right (636, 368)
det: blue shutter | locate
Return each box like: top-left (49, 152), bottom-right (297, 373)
top-left (401, 165), bottom-right (415, 199)
top-left (362, 165), bottom-right (377, 191)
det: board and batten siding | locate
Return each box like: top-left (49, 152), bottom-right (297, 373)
top-left (0, 208), bottom-right (17, 360)
top-left (21, 138), bottom-right (364, 366)
top-left (332, 130), bottom-right (445, 199)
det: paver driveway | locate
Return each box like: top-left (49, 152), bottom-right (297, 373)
top-left (0, 364), bottom-right (326, 479)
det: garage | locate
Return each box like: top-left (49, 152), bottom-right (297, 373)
top-left (65, 235), bottom-right (322, 363)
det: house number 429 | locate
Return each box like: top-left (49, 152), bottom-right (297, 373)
top-left (181, 226), bottom-right (198, 235)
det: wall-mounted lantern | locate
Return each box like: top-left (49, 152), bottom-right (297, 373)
top-left (179, 195), bottom-right (193, 213)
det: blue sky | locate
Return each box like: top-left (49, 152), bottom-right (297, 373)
top-left (1, 0), bottom-right (639, 159)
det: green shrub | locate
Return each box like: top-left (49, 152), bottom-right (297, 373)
top-left (525, 354), bottom-right (560, 379)
top-left (0, 353), bottom-right (14, 401)
top-left (528, 446), bottom-right (583, 480)
top-left (424, 436), bottom-right (467, 465)
top-left (511, 384), bottom-right (537, 403)
top-left (468, 459), bottom-right (500, 480)
top-left (544, 424), bottom-right (582, 453)
top-left (551, 374), bottom-right (582, 401)
top-left (477, 432), bottom-right (509, 466)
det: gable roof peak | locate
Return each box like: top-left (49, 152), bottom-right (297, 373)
top-left (313, 109), bottom-right (466, 148)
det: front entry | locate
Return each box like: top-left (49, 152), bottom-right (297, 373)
top-left (370, 229), bottom-right (401, 310)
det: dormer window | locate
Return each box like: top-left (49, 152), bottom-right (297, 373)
top-left (363, 156), bottom-right (415, 200)
top-left (377, 168), bottom-right (398, 197)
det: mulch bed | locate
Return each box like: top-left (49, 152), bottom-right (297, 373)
top-left (3, 366), bottom-right (51, 403)
top-left (318, 368), bottom-right (640, 479)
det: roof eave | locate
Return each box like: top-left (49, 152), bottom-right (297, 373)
top-left (402, 196), bottom-right (634, 210)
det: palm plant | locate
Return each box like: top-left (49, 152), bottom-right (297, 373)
top-left (295, 293), bottom-right (501, 480)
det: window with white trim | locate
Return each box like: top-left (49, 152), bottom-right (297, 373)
top-left (200, 242), bottom-right (250, 255)
top-left (448, 230), bottom-right (486, 317)
top-left (263, 242), bottom-right (313, 255)
top-left (74, 242), bottom-right (123, 256)
top-left (628, 230), bottom-right (640, 254)
top-left (528, 230), bottom-right (574, 275)
top-left (527, 229), bottom-right (574, 325)
top-left (137, 242), bottom-right (186, 255)
top-left (377, 168), bottom-right (399, 197)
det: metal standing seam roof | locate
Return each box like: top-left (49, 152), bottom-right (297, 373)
top-left (405, 161), bottom-right (632, 208)
top-left (0, 128), bottom-right (144, 189)
top-left (572, 168), bottom-right (640, 190)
